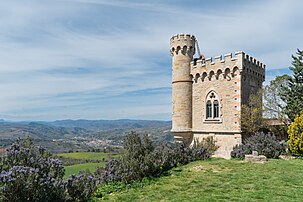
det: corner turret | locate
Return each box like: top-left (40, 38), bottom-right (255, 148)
top-left (170, 33), bottom-right (196, 145)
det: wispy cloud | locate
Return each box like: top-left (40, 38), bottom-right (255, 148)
top-left (0, 0), bottom-right (302, 120)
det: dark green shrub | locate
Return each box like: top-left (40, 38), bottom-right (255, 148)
top-left (231, 132), bottom-right (283, 159)
top-left (98, 132), bottom-right (211, 184)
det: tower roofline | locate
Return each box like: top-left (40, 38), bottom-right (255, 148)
top-left (170, 33), bottom-right (195, 44)
top-left (191, 51), bottom-right (266, 69)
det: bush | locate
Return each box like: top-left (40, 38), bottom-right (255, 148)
top-left (65, 171), bottom-right (97, 202)
top-left (0, 138), bottom-right (98, 202)
top-left (199, 136), bottom-right (219, 155)
top-left (0, 138), bottom-right (66, 201)
top-left (288, 113), bottom-right (303, 155)
top-left (97, 132), bottom-right (212, 185)
top-left (231, 132), bottom-right (283, 159)
top-left (230, 144), bottom-right (245, 159)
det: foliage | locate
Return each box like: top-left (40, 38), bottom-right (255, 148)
top-left (288, 113), bottom-right (303, 155)
top-left (241, 89), bottom-right (266, 135)
top-left (230, 144), bottom-right (246, 159)
top-left (0, 138), bottom-right (66, 202)
top-left (231, 132), bottom-right (283, 159)
top-left (65, 171), bottom-right (97, 202)
top-left (263, 75), bottom-right (290, 139)
top-left (0, 138), bottom-right (98, 202)
top-left (96, 132), bottom-right (212, 185)
top-left (263, 75), bottom-right (290, 121)
top-left (280, 49), bottom-right (303, 121)
top-left (198, 136), bottom-right (219, 155)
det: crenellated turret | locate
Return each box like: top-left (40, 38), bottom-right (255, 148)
top-left (170, 33), bottom-right (196, 145)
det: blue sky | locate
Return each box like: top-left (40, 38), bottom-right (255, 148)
top-left (0, 0), bottom-right (302, 121)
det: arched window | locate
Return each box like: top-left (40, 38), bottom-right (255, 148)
top-left (214, 100), bottom-right (219, 118)
top-left (205, 91), bottom-right (221, 120)
top-left (206, 101), bottom-right (212, 119)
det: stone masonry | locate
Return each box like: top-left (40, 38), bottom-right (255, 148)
top-left (170, 33), bottom-right (265, 158)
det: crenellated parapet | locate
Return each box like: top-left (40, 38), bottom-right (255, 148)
top-left (170, 33), bottom-right (196, 57)
top-left (242, 52), bottom-right (266, 81)
top-left (190, 51), bottom-right (265, 83)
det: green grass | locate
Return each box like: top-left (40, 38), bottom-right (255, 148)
top-left (57, 152), bottom-right (110, 160)
top-left (64, 162), bottom-right (105, 178)
top-left (58, 152), bottom-right (119, 178)
top-left (97, 158), bottom-right (303, 201)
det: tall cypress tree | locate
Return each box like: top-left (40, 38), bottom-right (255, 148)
top-left (281, 49), bottom-right (303, 121)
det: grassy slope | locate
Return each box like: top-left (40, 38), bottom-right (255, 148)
top-left (58, 152), bottom-right (116, 178)
top-left (101, 158), bottom-right (303, 202)
top-left (64, 162), bottom-right (105, 177)
top-left (57, 152), bottom-right (109, 160)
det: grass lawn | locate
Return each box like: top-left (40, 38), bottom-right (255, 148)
top-left (64, 162), bottom-right (105, 178)
top-left (99, 158), bottom-right (303, 201)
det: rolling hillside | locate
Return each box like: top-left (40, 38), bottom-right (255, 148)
top-left (0, 119), bottom-right (173, 153)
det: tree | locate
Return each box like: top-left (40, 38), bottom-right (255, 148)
top-left (241, 89), bottom-right (265, 135)
top-left (263, 74), bottom-right (290, 122)
top-left (288, 112), bottom-right (303, 155)
top-left (281, 49), bottom-right (303, 121)
top-left (263, 75), bottom-right (290, 139)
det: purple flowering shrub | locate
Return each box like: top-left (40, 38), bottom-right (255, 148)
top-left (65, 172), bottom-right (97, 202)
top-left (0, 138), bottom-right (97, 202)
top-left (0, 138), bottom-right (65, 201)
top-left (230, 132), bottom-right (284, 159)
top-left (230, 144), bottom-right (246, 159)
top-left (97, 132), bottom-right (212, 184)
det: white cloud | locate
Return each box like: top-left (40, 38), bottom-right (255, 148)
top-left (0, 0), bottom-right (302, 120)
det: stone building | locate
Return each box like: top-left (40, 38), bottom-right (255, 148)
top-left (170, 33), bottom-right (265, 158)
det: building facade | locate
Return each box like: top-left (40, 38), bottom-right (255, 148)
top-left (170, 33), bottom-right (265, 158)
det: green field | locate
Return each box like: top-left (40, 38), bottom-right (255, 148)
top-left (57, 152), bottom-right (111, 160)
top-left (98, 158), bottom-right (303, 201)
top-left (64, 162), bottom-right (105, 177)
top-left (58, 152), bottom-right (118, 178)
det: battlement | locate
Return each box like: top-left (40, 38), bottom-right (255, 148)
top-left (190, 51), bottom-right (265, 82)
top-left (170, 33), bottom-right (195, 43)
top-left (242, 52), bottom-right (266, 69)
top-left (241, 52), bottom-right (266, 81)
top-left (191, 51), bottom-right (265, 69)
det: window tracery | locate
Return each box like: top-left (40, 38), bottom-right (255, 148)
top-left (205, 91), bottom-right (221, 121)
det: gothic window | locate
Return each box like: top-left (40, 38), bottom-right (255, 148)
top-left (205, 91), bottom-right (221, 120)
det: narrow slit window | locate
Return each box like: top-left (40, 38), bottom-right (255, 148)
top-left (206, 101), bottom-right (212, 119)
top-left (214, 100), bottom-right (219, 118)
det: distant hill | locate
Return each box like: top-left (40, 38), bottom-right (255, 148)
top-left (44, 119), bottom-right (171, 131)
top-left (0, 121), bottom-right (90, 144)
top-left (0, 119), bottom-right (173, 153)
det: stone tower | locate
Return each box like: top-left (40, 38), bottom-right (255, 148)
top-left (170, 34), bottom-right (195, 145)
top-left (170, 33), bottom-right (265, 158)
